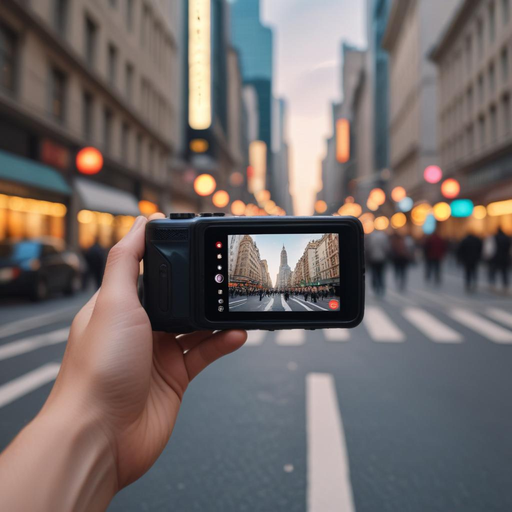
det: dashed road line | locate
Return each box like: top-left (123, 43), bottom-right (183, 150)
top-left (403, 308), bottom-right (462, 343)
top-left (364, 306), bottom-right (405, 342)
top-left (0, 328), bottom-right (70, 361)
top-left (276, 330), bottom-right (306, 346)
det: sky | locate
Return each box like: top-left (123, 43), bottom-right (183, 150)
top-left (261, 0), bottom-right (367, 215)
top-left (239, 233), bottom-right (327, 287)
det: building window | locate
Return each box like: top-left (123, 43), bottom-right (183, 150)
top-left (477, 18), bottom-right (484, 58)
top-left (141, 5), bottom-right (150, 47)
top-left (84, 16), bottom-right (97, 67)
top-left (53, 0), bottom-right (69, 36)
top-left (489, 62), bottom-right (496, 95)
top-left (503, 0), bottom-right (510, 25)
top-left (103, 108), bottom-right (113, 154)
top-left (136, 133), bottom-right (142, 168)
top-left (479, 115), bottom-right (486, 147)
top-left (465, 35), bottom-right (473, 74)
top-left (0, 23), bottom-right (17, 94)
top-left (125, 62), bottom-right (133, 102)
top-left (501, 47), bottom-right (509, 83)
top-left (49, 67), bottom-right (66, 123)
top-left (490, 105), bottom-right (497, 141)
top-left (467, 124), bottom-right (474, 153)
top-left (108, 0), bottom-right (117, 8)
top-left (82, 91), bottom-right (93, 140)
top-left (503, 94), bottom-right (511, 134)
top-left (489, 2), bottom-right (496, 43)
top-left (467, 86), bottom-right (473, 117)
top-left (108, 43), bottom-right (117, 87)
top-left (126, 0), bottom-right (134, 30)
top-left (148, 143), bottom-right (154, 174)
top-left (121, 122), bottom-right (129, 162)
top-left (478, 74), bottom-right (485, 103)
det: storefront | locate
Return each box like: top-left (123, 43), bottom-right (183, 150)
top-left (0, 149), bottom-right (71, 242)
top-left (74, 178), bottom-right (141, 249)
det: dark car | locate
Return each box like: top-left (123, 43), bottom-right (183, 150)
top-left (0, 238), bottom-right (84, 301)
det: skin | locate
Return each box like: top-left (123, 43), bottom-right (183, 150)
top-left (0, 213), bottom-right (247, 511)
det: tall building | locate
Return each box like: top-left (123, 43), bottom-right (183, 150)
top-left (382, 0), bottom-right (460, 198)
top-left (430, 0), bottom-right (512, 237)
top-left (230, 0), bottom-right (276, 201)
top-left (276, 245), bottom-right (292, 288)
top-left (0, 0), bottom-right (179, 248)
top-left (228, 234), bottom-right (244, 281)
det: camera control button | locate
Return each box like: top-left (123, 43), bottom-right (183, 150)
top-left (169, 213), bottom-right (196, 219)
top-left (213, 213), bottom-right (225, 217)
top-left (199, 213), bottom-right (214, 217)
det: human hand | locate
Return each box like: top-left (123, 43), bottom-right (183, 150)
top-left (5, 213), bottom-right (246, 510)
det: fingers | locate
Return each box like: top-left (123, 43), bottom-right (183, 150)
top-left (175, 331), bottom-right (215, 352)
top-left (149, 212), bottom-right (166, 221)
top-left (99, 216), bottom-right (147, 303)
top-left (184, 330), bottom-right (247, 381)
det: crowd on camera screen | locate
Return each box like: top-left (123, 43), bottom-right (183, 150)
top-left (229, 284), bottom-right (339, 302)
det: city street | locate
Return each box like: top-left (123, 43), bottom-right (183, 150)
top-left (229, 294), bottom-right (339, 312)
top-left (1, 266), bottom-right (512, 511)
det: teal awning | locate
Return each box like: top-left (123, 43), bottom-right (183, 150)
top-left (0, 149), bottom-right (71, 195)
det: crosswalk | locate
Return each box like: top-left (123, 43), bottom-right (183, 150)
top-left (1, 305), bottom-right (512, 413)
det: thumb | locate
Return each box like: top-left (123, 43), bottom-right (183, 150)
top-left (100, 216), bottom-right (147, 303)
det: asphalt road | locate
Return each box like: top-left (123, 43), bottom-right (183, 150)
top-left (229, 294), bottom-right (339, 312)
top-left (1, 265), bottom-right (512, 511)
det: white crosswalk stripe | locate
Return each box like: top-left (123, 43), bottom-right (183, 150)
top-left (323, 329), bottom-right (350, 342)
top-left (0, 328), bottom-right (70, 361)
top-left (403, 308), bottom-right (462, 343)
top-left (245, 331), bottom-right (266, 346)
top-left (364, 306), bottom-right (405, 342)
top-left (486, 308), bottom-right (512, 329)
top-left (0, 363), bottom-right (60, 409)
top-left (276, 330), bottom-right (306, 346)
top-left (450, 309), bottom-right (512, 344)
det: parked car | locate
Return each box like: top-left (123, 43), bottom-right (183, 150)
top-left (0, 238), bottom-right (85, 301)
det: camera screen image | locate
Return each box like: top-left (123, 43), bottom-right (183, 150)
top-left (227, 234), bottom-right (341, 312)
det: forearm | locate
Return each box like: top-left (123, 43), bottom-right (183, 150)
top-left (0, 405), bottom-right (118, 512)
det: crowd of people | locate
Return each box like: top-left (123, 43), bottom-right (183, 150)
top-left (365, 227), bottom-right (512, 297)
top-left (229, 284), bottom-right (339, 303)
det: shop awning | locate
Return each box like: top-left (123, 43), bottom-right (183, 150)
top-left (0, 149), bottom-right (71, 195)
top-left (76, 178), bottom-right (140, 216)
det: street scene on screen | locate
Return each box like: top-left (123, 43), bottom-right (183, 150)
top-left (228, 234), bottom-right (341, 312)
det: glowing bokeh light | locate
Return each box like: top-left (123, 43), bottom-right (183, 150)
top-left (374, 216), bottom-right (390, 231)
top-left (473, 205), bottom-right (487, 220)
top-left (411, 203), bottom-right (432, 226)
top-left (433, 202), bottom-right (451, 222)
top-left (231, 200), bottom-right (246, 216)
top-left (398, 197), bottom-right (414, 212)
top-left (76, 147), bottom-right (103, 175)
top-left (315, 200), bottom-right (328, 214)
top-left (193, 174), bottom-right (216, 196)
top-left (424, 165), bottom-right (443, 184)
top-left (450, 199), bottom-right (474, 218)
top-left (212, 190), bottom-right (230, 208)
top-left (441, 178), bottom-right (460, 199)
top-left (369, 188), bottom-right (386, 206)
top-left (391, 186), bottom-right (406, 202)
top-left (391, 212), bottom-right (407, 229)
top-left (423, 214), bottom-right (437, 235)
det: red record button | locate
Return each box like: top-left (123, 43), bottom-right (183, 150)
top-left (329, 300), bottom-right (339, 310)
top-left (215, 241), bottom-right (223, 249)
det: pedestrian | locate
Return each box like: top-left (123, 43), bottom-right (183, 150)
top-left (83, 239), bottom-right (107, 290)
top-left (489, 228), bottom-right (511, 290)
top-left (483, 233), bottom-right (497, 285)
top-left (424, 230), bottom-right (447, 285)
top-left (390, 233), bottom-right (413, 291)
top-left (0, 213), bottom-right (247, 511)
top-left (366, 230), bottom-right (390, 297)
top-left (284, 289), bottom-right (290, 302)
top-left (457, 231), bottom-right (483, 292)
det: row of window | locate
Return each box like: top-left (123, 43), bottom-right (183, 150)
top-left (441, 95), bottom-right (511, 166)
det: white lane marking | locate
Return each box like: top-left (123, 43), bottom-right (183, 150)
top-left (291, 298), bottom-right (313, 311)
top-left (0, 306), bottom-right (77, 339)
top-left (230, 300), bottom-right (248, 310)
top-left (245, 331), bottom-right (266, 346)
top-left (294, 297), bottom-right (329, 311)
top-left (450, 309), bottom-right (512, 344)
top-left (307, 373), bottom-right (355, 512)
top-left (275, 330), bottom-right (305, 346)
top-left (0, 363), bottom-right (60, 409)
top-left (264, 298), bottom-right (275, 311)
top-left (323, 329), bottom-right (350, 342)
top-left (281, 294), bottom-right (292, 312)
top-left (364, 306), bottom-right (405, 342)
top-left (0, 328), bottom-right (70, 361)
top-left (486, 308), bottom-right (512, 329)
top-left (229, 298), bottom-right (247, 305)
top-left (402, 308), bottom-right (462, 343)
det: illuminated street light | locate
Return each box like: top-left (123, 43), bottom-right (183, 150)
top-left (433, 202), bottom-right (451, 222)
top-left (189, 139), bottom-right (209, 153)
top-left (424, 165), bottom-right (443, 184)
top-left (391, 212), bottom-right (407, 229)
top-left (212, 190), bottom-right (229, 208)
top-left (193, 174), bottom-right (216, 196)
top-left (76, 147), bottom-right (103, 175)
top-left (391, 186), bottom-right (406, 202)
top-left (441, 178), bottom-right (460, 199)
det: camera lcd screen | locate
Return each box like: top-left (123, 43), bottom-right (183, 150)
top-left (227, 234), bottom-right (341, 313)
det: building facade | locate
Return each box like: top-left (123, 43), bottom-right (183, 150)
top-left (0, 0), bottom-right (179, 248)
top-left (232, 234), bottom-right (264, 286)
top-left (382, 0), bottom-right (459, 198)
top-left (431, 0), bottom-right (512, 236)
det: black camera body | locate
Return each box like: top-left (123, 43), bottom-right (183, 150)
top-left (143, 214), bottom-right (365, 333)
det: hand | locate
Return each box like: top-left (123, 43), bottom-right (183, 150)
top-left (0, 213), bottom-right (246, 511)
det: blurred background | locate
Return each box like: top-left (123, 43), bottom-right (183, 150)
top-left (1, 0), bottom-right (512, 511)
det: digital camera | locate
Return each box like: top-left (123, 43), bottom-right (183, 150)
top-left (143, 213), bottom-right (365, 333)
